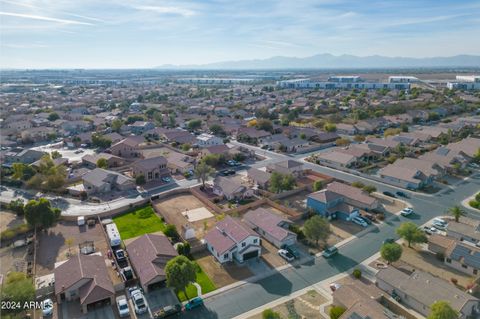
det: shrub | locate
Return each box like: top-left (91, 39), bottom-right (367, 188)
top-left (164, 224), bottom-right (179, 239)
top-left (352, 268), bottom-right (362, 279)
top-left (288, 224), bottom-right (305, 240)
top-left (329, 306), bottom-right (346, 319)
top-left (451, 278), bottom-right (458, 285)
top-left (262, 309), bottom-right (281, 319)
top-left (0, 223), bottom-right (32, 241)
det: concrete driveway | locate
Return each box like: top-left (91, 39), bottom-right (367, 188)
top-left (57, 302), bottom-right (117, 319)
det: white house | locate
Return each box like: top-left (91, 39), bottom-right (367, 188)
top-left (196, 133), bottom-right (224, 148)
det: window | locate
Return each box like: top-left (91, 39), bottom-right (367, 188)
top-left (462, 264), bottom-right (468, 269)
top-left (474, 269), bottom-right (478, 275)
top-left (242, 242), bottom-right (246, 247)
top-left (224, 253), bottom-right (228, 259)
top-left (446, 258), bottom-right (452, 263)
top-left (253, 239), bottom-right (258, 244)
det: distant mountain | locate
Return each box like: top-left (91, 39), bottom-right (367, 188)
top-left (156, 53), bottom-right (480, 69)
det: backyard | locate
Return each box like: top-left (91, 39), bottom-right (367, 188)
top-left (177, 263), bottom-right (216, 302)
top-left (113, 205), bottom-right (166, 240)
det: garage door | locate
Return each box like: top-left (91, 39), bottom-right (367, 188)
top-left (243, 250), bottom-right (259, 261)
top-left (87, 298), bottom-right (111, 311)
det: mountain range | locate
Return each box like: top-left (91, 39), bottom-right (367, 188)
top-left (157, 53), bottom-right (480, 69)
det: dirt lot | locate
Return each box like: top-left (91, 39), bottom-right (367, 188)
top-left (374, 243), bottom-right (475, 288)
top-left (153, 194), bottom-right (217, 239)
top-left (248, 290), bottom-right (328, 319)
top-left (277, 190), bottom-right (310, 212)
top-left (36, 220), bottom-right (108, 276)
top-left (193, 250), bottom-right (253, 288)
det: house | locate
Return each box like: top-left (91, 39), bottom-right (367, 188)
top-left (379, 165), bottom-right (431, 190)
top-left (125, 233), bottom-right (178, 292)
top-left (103, 132), bottom-right (124, 144)
top-left (21, 127), bottom-right (55, 142)
top-left (165, 152), bottom-right (195, 174)
top-left (204, 216), bottom-right (261, 264)
top-left (128, 121), bottom-right (155, 135)
top-left (212, 176), bottom-right (253, 201)
top-left (131, 156), bottom-right (169, 182)
top-left (336, 123), bottom-right (358, 135)
top-left (307, 181), bottom-right (379, 220)
top-left (446, 219), bottom-right (480, 245)
top-left (246, 168), bottom-right (271, 189)
top-left (375, 267), bottom-right (480, 318)
top-left (244, 208), bottom-right (296, 248)
top-left (236, 127), bottom-right (271, 144)
top-left (199, 144), bottom-right (230, 158)
top-left (428, 234), bottom-right (480, 276)
top-left (316, 150), bottom-right (359, 169)
top-left (161, 130), bottom-right (197, 145)
top-left (82, 168), bottom-right (135, 195)
top-left (267, 160), bottom-right (304, 176)
top-left (4, 149), bottom-right (46, 165)
top-left (54, 254), bottom-right (115, 313)
top-left (109, 136), bottom-right (144, 159)
top-left (82, 153), bottom-right (125, 168)
top-left (196, 133), bottom-right (224, 147)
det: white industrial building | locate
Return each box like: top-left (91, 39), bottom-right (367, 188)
top-left (277, 76), bottom-right (410, 90)
top-left (388, 76), bottom-right (419, 83)
top-left (177, 78), bottom-right (255, 85)
top-left (447, 75), bottom-right (480, 90)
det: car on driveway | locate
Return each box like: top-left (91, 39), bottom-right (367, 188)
top-left (432, 219), bottom-right (448, 230)
top-left (116, 295), bottom-right (130, 318)
top-left (358, 216), bottom-right (372, 225)
top-left (382, 191), bottom-right (396, 198)
top-left (278, 249), bottom-right (295, 262)
top-left (219, 169), bottom-right (235, 176)
top-left (422, 226), bottom-right (438, 235)
top-left (400, 207), bottom-right (414, 217)
top-left (153, 304), bottom-right (182, 318)
top-left (185, 297), bottom-right (204, 311)
top-left (162, 176), bottom-right (172, 183)
top-left (352, 216), bottom-right (368, 227)
top-left (129, 287), bottom-right (148, 315)
top-left (322, 246), bottom-right (338, 258)
top-left (115, 249), bottom-right (127, 262)
top-left (282, 245), bottom-right (300, 259)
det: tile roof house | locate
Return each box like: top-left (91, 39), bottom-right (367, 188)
top-left (212, 176), bottom-right (253, 201)
top-left (82, 153), bottom-right (125, 168)
top-left (315, 150), bottom-right (359, 169)
top-left (161, 130), bottom-right (197, 145)
top-left (204, 216), bottom-right (261, 264)
top-left (307, 181), bottom-right (379, 220)
top-left (54, 254), bottom-right (115, 313)
top-left (82, 168), bottom-right (135, 194)
top-left (131, 156), bottom-right (169, 182)
top-left (246, 168), bottom-right (272, 189)
top-left (243, 208), bottom-right (296, 248)
top-left (267, 160), bottom-right (304, 176)
top-left (109, 136), bottom-right (144, 159)
top-left (379, 159), bottom-right (436, 190)
top-left (375, 267), bottom-right (480, 318)
top-left (125, 233), bottom-right (178, 292)
top-left (446, 219), bottom-right (480, 245)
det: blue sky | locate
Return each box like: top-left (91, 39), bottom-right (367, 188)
top-left (1, 0), bottom-right (480, 68)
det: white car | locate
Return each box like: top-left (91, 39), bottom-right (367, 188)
top-left (42, 298), bottom-right (53, 316)
top-left (278, 249), bottom-right (295, 262)
top-left (400, 208), bottom-right (414, 217)
top-left (130, 288), bottom-right (148, 315)
top-left (352, 216), bottom-right (368, 227)
top-left (432, 218), bottom-right (448, 230)
top-left (116, 295), bottom-right (130, 318)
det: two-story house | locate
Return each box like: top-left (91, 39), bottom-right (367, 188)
top-left (131, 156), bottom-right (169, 182)
top-left (204, 216), bottom-right (261, 264)
top-left (109, 136), bottom-right (144, 159)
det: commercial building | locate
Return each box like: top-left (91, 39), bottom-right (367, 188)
top-left (277, 76), bottom-right (411, 90)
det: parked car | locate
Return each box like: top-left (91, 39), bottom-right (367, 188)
top-left (278, 249), bottom-right (295, 262)
top-left (422, 226), bottom-right (438, 235)
top-left (129, 287), bottom-right (148, 315)
top-left (115, 249), bottom-right (127, 262)
top-left (219, 169), bottom-right (235, 176)
top-left (322, 246), bottom-right (338, 258)
top-left (468, 162), bottom-right (479, 169)
top-left (432, 220), bottom-right (447, 230)
top-left (185, 297), bottom-right (204, 311)
top-left (162, 176), bottom-right (172, 183)
top-left (42, 298), bottom-right (54, 316)
top-left (226, 160), bottom-right (240, 166)
top-left (352, 216), bottom-right (368, 227)
top-left (358, 216), bottom-right (372, 225)
top-left (153, 304), bottom-right (182, 318)
top-left (396, 191), bottom-right (409, 198)
top-left (400, 208), bottom-right (414, 217)
top-left (122, 266), bottom-right (133, 280)
top-left (383, 238), bottom-right (395, 245)
top-left (382, 191), bottom-right (396, 198)
top-left (282, 245), bottom-right (300, 259)
top-left (116, 295), bottom-right (130, 318)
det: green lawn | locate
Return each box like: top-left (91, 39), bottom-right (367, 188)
top-left (177, 264), bottom-right (216, 302)
top-left (113, 206), bottom-right (166, 240)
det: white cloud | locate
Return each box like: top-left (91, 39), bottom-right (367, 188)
top-left (133, 5), bottom-right (196, 17)
top-left (0, 11), bottom-right (94, 25)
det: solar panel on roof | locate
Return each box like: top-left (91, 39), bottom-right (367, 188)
top-left (450, 244), bottom-right (471, 261)
top-left (435, 147), bottom-right (450, 156)
top-left (465, 251), bottom-right (480, 269)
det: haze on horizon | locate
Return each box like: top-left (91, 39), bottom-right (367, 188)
top-left (1, 0), bottom-right (480, 69)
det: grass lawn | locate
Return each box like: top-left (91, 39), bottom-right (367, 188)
top-left (177, 264), bottom-right (216, 302)
top-left (113, 206), bottom-right (166, 240)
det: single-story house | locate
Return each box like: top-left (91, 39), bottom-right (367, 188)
top-left (212, 176), bottom-right (253, 201)
top-left (316, 150), bottom-right (359, 169)
top-left (446, 220), bottom-right (480, 245)
top-left (204, 216), bottom-right (261, 264)
top-left (379, 165), bottom-right (431, 190)
top-left (125, 233), bottom-right (178, 292)
top-left (267, 160), bottom-right (304, 176)
top-left (375, 267), bottom-right (480, 318)
top-left (246, 168), bottom-right (271, 189)
top-left (82, 153), bottom-right (125, 168)
top-left (82, 168), bottom-right (135, 194)
top-left (243, 208), bottom-right (296, 248)
top-left (307, 181), bottom-right (379, 220)
top-left (54, 254), bottom-right (115, 313)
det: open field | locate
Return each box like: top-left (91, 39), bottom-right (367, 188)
top-left (113, 205), bottom-right (166, 240)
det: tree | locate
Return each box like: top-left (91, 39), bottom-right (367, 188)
top-left (303, 216), bottom-right (331, 247)
top-left (380, 242), bottom-right (403, 264)
top-left (111, 119), bottom-right (123, 132)
top-left (353, 135), bottom-right (365, 142)
top-left (165, 256), bottom-right (197, 299)
top-left (329, 306), bottom-right (346, 319)
top-left (47, 112), bottom-right (60, 121)
top-left (335, 137), bottom-right (350, 147)
top-left (256, 119), bottom-right (273, 132)
top-left (352, 268), bottom-right (362, 279)
top-left (96, 158), bottom-right (108, 169)
top-left (262, 309), bottom-right (281, 319)
top-left (51, 150), bottom-right (62, 159)
top-left (24, 198), bottom-right (60, 230)
top-left (12, 163), bottom-right (36, 181)
top-left (195, 162), bottom-right (215, 188)
top-left (384, 128), bottom-right (401, 137)
top-left (209, 124), bottom-right (226, 137)
top-left (282, 174), bottom-right (296, 191)
top-left (396, 222), bottom-right (427, 247)
top-left (362, 185), bottom-right (377, 194)
top-left (181, 143), bottom-right (191, 152)
top-left (65, 237), bottom-right (74, 254)
top-left (92, 133), bottom-right (112, 148)
top-left (351, 181), bottom-right (365, 189)
top-left (8, 199), bottom-right (25, 215)
top-left (135, 174), bottom-right (146, 185)
top-left (187, 119), bottom-right (202, 131)
top-left (427, 301), bottom-right (459, 319)
top-left (324, 123), bottom-right (337, 132)
top-left (164, 224), bottom-right (179, 239)
top-left (0, 272), bottom-right (35, 314)
top-left (449, 206), bottom-right (465, 223)
top-left (313, 180), bottom-right (323, 191)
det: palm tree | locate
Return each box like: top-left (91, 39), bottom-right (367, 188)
top-left (195, 162), bottom-right (215, 189)
top-left (449, 205), bottom-right (466, 222)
